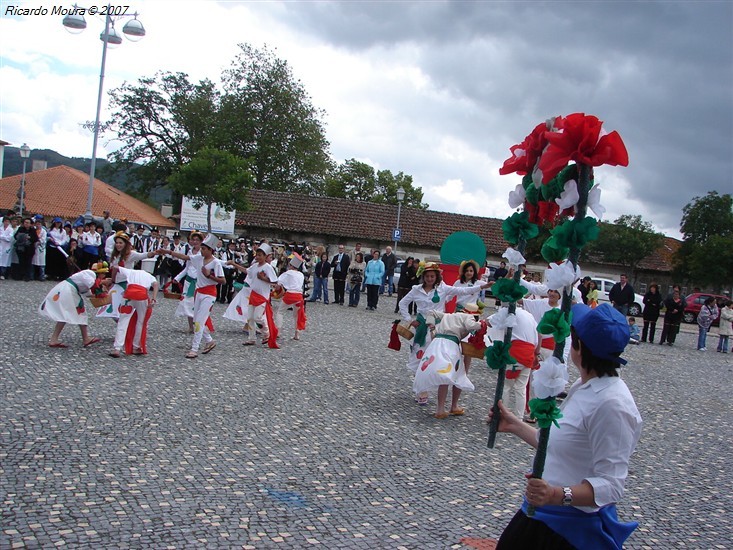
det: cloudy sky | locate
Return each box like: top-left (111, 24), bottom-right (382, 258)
top-left (2, 0), bottom-right (731, 238)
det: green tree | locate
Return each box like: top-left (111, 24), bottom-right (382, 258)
top-left (168, 147), bottom-right (254, 233)
top-left (674, 191), bottom-right (733, 288)
top-left (588, 214), bottom-right (664, 284)
top-left (219, 44), bottom-right (331, 193)
top-left (325, 158), bottom-right (428, 208)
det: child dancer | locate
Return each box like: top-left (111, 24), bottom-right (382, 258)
top-left (108, 266), bottom-right (159, 357)
top-left (274, 254), bottom-right (307, 341)
top-left (173, 231), bottom-right (203, 333)
top-left (243, 243), bottom-right (278, 348)
top-left (39, 261), bottom-right (111, 348)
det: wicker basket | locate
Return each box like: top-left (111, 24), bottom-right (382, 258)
top-left (163, 291), bottom-right (183, 300)
top-left (395, 323), bottom-right (414, 340)
top-left (89, 295), bottom-right (112, 308)
top-left (461, 342), bottom-right (486, 359)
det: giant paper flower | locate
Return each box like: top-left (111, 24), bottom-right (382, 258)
top-left (488, 307), bottom-right (517, 330)
top-left (502, 211), bottom-right (540, 244)
top-left (502, 247), bottom-right (526, 267)
top-left (587, 184), bottom-right (606, 220)
top-left (537, 308), bottom-right (572, 342)
top-left (528, 398), bottom-right (564, 429)
top-left (552, 216), bottom-right (600, 250)
top-left (555, 179), bottom-right (580, 210)
top-left (484, 340), bottom-right (517, 370)
top-left (544, 260), bottom-right (581, 291)
top-left (541, 236), bottom-right (569, 264)
top-left (499, 120), bottom-right (559, 176)
top-left (492, 278), bottom-right (528, 303)
top-left (537, 112), bottom-right (629, 184)
top-left (508, 183), bottom-right (526, 209)
top-left (532, 356), bottom-right (569, 399)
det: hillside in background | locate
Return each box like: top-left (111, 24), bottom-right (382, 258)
top-left (1, 146), bottom-right (171, 206)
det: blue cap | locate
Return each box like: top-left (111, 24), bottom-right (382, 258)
top-left (52, 217), bottom-right (62, 223)
top-left (571, 303), bottom-right (630, 365)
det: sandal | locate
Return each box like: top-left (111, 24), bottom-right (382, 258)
top-left (132, 347), bottom-right (144, 355)
top-left (417, 395), bottom-right (428, 406)
top-left (243, 341), bottom-right (256, 346)
top-left (83, 337), bottom-right (101, 347)
top-left (434, 412), bottom-right (449, 419)
top-left (108, 349), bottom-right (121, 358)
top-left (202, 341), bottom-right (216, 354)
top-left (48, 342), bottom-right (69, 348)
top-left (185, 351), bottom-right (198, 359)
top-left (449, 408), bottom-right (465, 416)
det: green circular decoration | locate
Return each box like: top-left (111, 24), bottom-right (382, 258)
top-left (440, 231), bottom-right (487, 266)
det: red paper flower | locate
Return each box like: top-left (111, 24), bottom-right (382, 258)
top-left (500, 121), bottom-right (555, 176)
top-left (538, 113), bottom-right (628, 184)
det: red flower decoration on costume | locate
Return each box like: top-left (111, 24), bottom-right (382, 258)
top-left (76, 306), bottom-right (85, 314)
top-left (538, 112), bottom-right (628, 184)
top-left (500, 121), bottom-right (556, 176)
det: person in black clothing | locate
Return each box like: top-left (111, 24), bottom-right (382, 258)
top-left (577, 276), bottom-right (592, 305)
top-left (380, 246), bottom-right (398, 296)
top-left (330, 244), bottom-right (350, 305)
top-left (641, 283), bottom-right (663, 343)
top-left (394, 256), bottom-right (418, 313)
top-left (13, 217), bottom-right (38, 281)
top-left (659, 288), bottom-right (685, 345)
top-left (308, 252), bottom-right (331, 304)
top-left (609, 274), bottom-right (635, 316)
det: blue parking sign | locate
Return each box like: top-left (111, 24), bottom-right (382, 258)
top-left (393, 228), bottom-right (402, 241)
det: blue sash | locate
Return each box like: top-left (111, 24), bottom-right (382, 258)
top-left (521, 498), bottom-right (637, 550)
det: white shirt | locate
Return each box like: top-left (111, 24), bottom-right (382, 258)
top-left (399, 281), bottom-right (482, 323)
top-left (278, 269), bottom-right (305, 292)
top-left (190, 255), bottom-right (224, 289)
top-left (69, 270), bottom-right (98, 294)
top-left (104, 234), bottom-right (117, 259)
top-left (488, 307), bottom-right (538, 346)
top-left (246, 261), bottom-right (277, 296)
top-left (541, 376), bottom-right (642, 512)
top-left (520, 278), bottom-right (583, 304)
top-left (116, 266), bottom-right (157, 288)
top-left (49, 228), bottom-right (69, 248)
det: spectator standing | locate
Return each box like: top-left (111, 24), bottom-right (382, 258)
top-left (609, 274), bottom-right (635, 316)
top-left (79, 221), bottom-right (101, 270)
top-left (307, 252), bottom-right (331, 304)
top-left (31, 216), bottom-right (48, 281)
top-left (101, 211), bottom-right (114, 234)
top-left (347, 252), bottom-right (366, 307)
top-left (364, 249), bottom-right (385, 311)
top-left (14, 217), bottom-right (38, 281)
top-left (696, 296), bottom-right (719, 351)
top-left (0, 216), bottom-right (14, 279)
top-left (330, 244), bottom-right (350, 305)
top-left (577, 276), bottom-right (592, 305)
top-left (587, 280), bottom-right (599, 308)
top-left (47, 217), bottom-right (70, 281)
top-left (641, 283), bottom-right (662, 343)
top-left (659, 288), bottom-right (685, 346)
top-left (394, 257), bottom-right (417, 314)
top-left (717, 300), bottom-right (733, 353)
top-left (380, 246), bottom-right (398, 296)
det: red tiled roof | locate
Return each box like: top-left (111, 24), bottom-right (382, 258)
top-left (0, 165), bottom-right (174, 227)
top-left (637, 236), bottom-right (681, 272)
top-left (238, 189), bottom-right (510, 254)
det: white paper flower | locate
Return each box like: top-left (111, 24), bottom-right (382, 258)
top-left (532, 356), bottom-right (569, 399)
top-left (587, 184), bottom-right (606, 220)
top-left (532, 166), bottom-right (544, 188)
top-left (508, 183), bottom-right (526, 209)
top-left (544, 260), bottom-right (582, 291)
top-left (555, 179), bottom-right (580, 210)
top-left (502, 247), bottom-right (526, 267)
top-left (488, 307), bottom-right (517, 330)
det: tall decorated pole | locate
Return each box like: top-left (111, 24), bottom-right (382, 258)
top-left (492, 114), bottom-right (628, 512)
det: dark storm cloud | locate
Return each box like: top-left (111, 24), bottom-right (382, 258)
top-left (282, 1), bottom-right (732, 233)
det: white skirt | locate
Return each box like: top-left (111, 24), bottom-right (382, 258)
top-left (175, 277), bottom-right (196, 318)
top-left (39, 280), bottom-right (88, 325)
top-left (96, 282), bottom-right (125, 319)
top-left (413, 336), bottom-right (475, 395)
top-left (223, 286), bottom-right (251, 324)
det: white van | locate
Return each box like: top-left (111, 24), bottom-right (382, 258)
top-left (590, 277), bottom-right (645, 316)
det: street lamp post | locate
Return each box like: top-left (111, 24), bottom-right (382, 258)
top-left (394, 186), bottom-right (405, 254)
top-left (62, 4), bottom-right (145, 222)
top-left (17, 143), bottom-right (31, 217)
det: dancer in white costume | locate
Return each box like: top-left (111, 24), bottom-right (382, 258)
top-left (165, 234), bottom-right (225, 358)
top-left (39, 262), bottom-right (111, 348)
top-left (274, 254), bottom-right (307, 341)
top-left (96, 231), bottom-right (158, 320)
top-left (241, 243), bottom-right (278, 348)
top-left (412, 304), bottom-right (485, 419)
top-left (173, 232), bottom-right (203, 333)
top-left (108, 266), bottom-right (159, 358)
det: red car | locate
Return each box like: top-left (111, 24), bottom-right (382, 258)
top-left (682, 293), bottom-right (727, 325)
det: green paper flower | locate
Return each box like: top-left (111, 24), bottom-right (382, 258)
top-left (537, 308), bottom-right (572, 341)
top-left (551, 216), bottom-right (600, 249)
top-left (492, 278), bottom-right (528, 303)
top-left (502, 212), bottom-right (540, 245)
top-left (484, 340), bottom-right (517, 371)
top-left (523, 174), bottom-right (540, 206)
top-left (528, 397), bottom-right (563, 429)
top-left (541, 236), bottom-right (569, 264)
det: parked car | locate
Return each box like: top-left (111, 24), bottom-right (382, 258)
top-left (591, 277), bottom-right (645, 317)
top-left (682, 293), bottom-right (727, 325)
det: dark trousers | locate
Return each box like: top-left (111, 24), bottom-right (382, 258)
top-left (333, 278), bottom-right (346, 304)
top-left (366, 284), bottom-right (380, 309)
top-left (15, 251), bottom-right (34, 281)
top-left (348, 284), bottom-right (361, 306)
top-left (497, 509), bottom-right (574, 550)
top-left (395, 286), bottom-right (411, 313)
top-left (641, 320), bottom-right (657, 342)
top-left (659, 320), bottom-right (680, 344)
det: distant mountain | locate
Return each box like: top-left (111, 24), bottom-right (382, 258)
top-left (1, 146), bottom-right (171, 205)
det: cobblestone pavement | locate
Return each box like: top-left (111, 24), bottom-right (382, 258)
top-left (2, 279), bottom-right (732, 549)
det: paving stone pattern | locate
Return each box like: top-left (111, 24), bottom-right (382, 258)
top-left (1, 279), bottom-right (732, 548)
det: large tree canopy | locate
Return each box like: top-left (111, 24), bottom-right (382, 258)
top-left (325, 158), bottom-right (428, 209)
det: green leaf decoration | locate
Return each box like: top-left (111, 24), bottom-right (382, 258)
top-left (523, 174), bottom-right (540, 206)
top-left (502, 211), bottom-right (540, 245)
top-left (552, 216), bottom-right (600, 249)
top-left (484, 340), bottom-right (517, 370)
top-left (541, 236), bottom-right (569, 264)
top-left (492, 278), bottom-right (529, 303)
top-left (537, 308), bottom-right (572, 341)
top-left (528, 397), bottom-right (563, 429)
